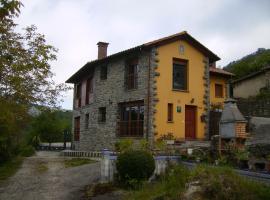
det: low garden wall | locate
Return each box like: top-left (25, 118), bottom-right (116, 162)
top-left (100, 150), bottom-right (181, 183)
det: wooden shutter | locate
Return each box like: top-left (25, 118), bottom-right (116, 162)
top-left (168, 103), bottom-right (173, 122)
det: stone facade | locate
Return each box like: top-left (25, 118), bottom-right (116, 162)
top-left (72, 50), bottom-right (155, 151)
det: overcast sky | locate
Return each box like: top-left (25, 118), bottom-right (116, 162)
top-left (17, 0), bottom-right (270, 109)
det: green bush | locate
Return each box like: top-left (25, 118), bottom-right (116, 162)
top-left (116, 150), bottom-right (155, 188)
top-left (19, 145), bottom-right (35, 157)
top-left (115, 139), bottom-right (134, 153)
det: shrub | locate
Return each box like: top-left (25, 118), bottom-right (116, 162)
top-left (19, 145), bottom-right (35, 157)
top-left (116, 150), bottom-right (155, 188)
top-left (115, 139), bottom-right (133, 153)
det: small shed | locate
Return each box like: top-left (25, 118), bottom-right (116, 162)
top-left (220, 98), bottom-right (247, 139)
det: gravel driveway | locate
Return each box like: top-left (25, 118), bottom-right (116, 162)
top-left (0, 151), bottom-right (100, 200)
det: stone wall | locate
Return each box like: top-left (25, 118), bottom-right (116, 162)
top-left (100, 150), bottom-right (180, 183)
top-left (72, 50), bottom-right (156, 151)
top-left (246, 117), bottom-right (270, 145)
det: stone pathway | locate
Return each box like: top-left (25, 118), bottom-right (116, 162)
top-left (0, 151), bottom-right (100, 200)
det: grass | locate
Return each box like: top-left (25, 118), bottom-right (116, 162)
top-left (0, 156), bottom-right (24, 183)
top-left (36, 163), bottom-right (48, 173)
top-left (126, 164), bottom-right (270, 200)
top-left (64, 158), bottom-right (96, 168)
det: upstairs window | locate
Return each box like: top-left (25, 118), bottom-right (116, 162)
top-left (76, 83), bottom-right (82, 108)
top-left (98, 107), bottom-right (106, 122)
top-left (100, 65), bottom-right (107, 80)
top-left (173, 58), bottom-right (188, 91)
top-left (215, 84), bottom-right (223, 98)
top-left (85, 77), bottom-right (93, 105)
top-left (167, 103), bottom-right (173, 122)
top-left (125, 58), bottom-right (138, 90)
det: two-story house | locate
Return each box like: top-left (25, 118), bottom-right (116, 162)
top-left (66, 31), bottom-right (231, 151)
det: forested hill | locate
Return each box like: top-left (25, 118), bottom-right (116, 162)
top-left (224, 48), bottom-right (270, 79)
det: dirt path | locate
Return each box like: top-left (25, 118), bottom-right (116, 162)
top-left (0, 151), bottom-right (100, 200)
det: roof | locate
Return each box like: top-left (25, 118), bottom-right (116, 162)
top-left (66, 31), bottom-right (220, 83)
top-left (232, 66), bottom-right (270, 84)
top-left (209, 67), bottom-right (234, 77)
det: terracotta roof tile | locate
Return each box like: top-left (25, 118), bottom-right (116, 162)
top-left (210, 67), bottom-right (234, 76)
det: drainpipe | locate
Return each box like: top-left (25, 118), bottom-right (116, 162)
top-left (146, 50), bottom-right (151, 142)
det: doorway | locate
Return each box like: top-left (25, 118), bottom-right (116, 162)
top-left (185, 105), bottom-right (196, 139)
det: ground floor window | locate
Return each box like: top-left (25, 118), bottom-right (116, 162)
top-left (118, 100), bottom-right (144, 137)
top-left (74, 116), bottom-right (80, 141)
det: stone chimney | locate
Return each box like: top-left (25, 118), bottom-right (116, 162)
top-left (97, 42), bottom-right (109, 59)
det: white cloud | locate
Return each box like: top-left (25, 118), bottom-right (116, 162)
top-left (16, 0), bottom-right (270, 109)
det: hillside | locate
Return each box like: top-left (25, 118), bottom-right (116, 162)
top-left (224, 48), bottom-right (270, 79)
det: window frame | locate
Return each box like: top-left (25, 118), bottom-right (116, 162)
top-left (85, 77), bottom-right (93, 105)
top-left (98, 107), bottom-right (106, 123)
top-left (118, 100), bottom-right (144, 137)
top-left (167, 103), bottom-right (173, 122)
top-left (172, 58), bottom-right (188, 91)
top-left (74, 116), bottom-right (80, 141)
top-left (85, 113), bottom-right (89, 129)
top-left (215, 83), bottom-right (224, 98)
top-left (100, 65), bottom-right (108, 80)
top-left (76, 83), bottom-right (82, 108)
top-left (125, 58), bottom-right (138, 90)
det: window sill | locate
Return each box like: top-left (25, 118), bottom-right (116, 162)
top-left (167, 121), bottom-right (174, 123)
top-left (172, 89), bottom-right (189, 93)
top-left (215, 96), bottom-right (224, 99)
top-left (98, 121), bottom-right (106, 124)
top-left (125, 88), bottom-right (138, 92)
top-left (117, 135), bottom-right (144, 138)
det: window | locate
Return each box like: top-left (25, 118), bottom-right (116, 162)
top-left (173, 58), bottom-right (188, 90)
top-left (125, 58), bottom-right (138, 90)
top-left (85, 77), bottom-right (93, 105)
top-left (100, 65), bottom-right (107, 80)
top-left (118, 101), bottom-right (144, 137)
top-left (76, 83), bottom-right (82, 108)
top-left (215, 84), bottom-right (223, 98)
top-left (74, 117), bottom-right (80, 141)
top-left (98, 107), bottom-right (106, 122)
top-left (85, 113), bottom-right (89, 129)
top-left (167, 103), bottom-right (173, 122)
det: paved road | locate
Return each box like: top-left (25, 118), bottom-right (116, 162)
top-left (0, 151), bottom-right (100, 200)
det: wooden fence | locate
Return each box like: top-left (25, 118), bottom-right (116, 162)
top-left (237, 99), bottom-right (270, 117)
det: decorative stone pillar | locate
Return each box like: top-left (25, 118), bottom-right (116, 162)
top-left (203, 57), bottom-right (210, 140)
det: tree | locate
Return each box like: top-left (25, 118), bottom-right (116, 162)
top-left (0, 0), bottom-right (69, 161)
top-left (31, 110), bottom-right (65, 148)
top-left (224, 48), bottom-right (270, 79)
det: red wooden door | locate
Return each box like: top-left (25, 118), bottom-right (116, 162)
top-left (185, 105), bottom-right (196, 139)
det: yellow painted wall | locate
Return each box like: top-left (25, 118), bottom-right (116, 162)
top-left (155, 40), bottom-right (206, 140)
top-left (210, 75), bottom-right (227, 106)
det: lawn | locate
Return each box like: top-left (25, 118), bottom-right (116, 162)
top-left (0, 156), bottom-right (24, 183)
top-left (64, 158), bottom-right (96, 168)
